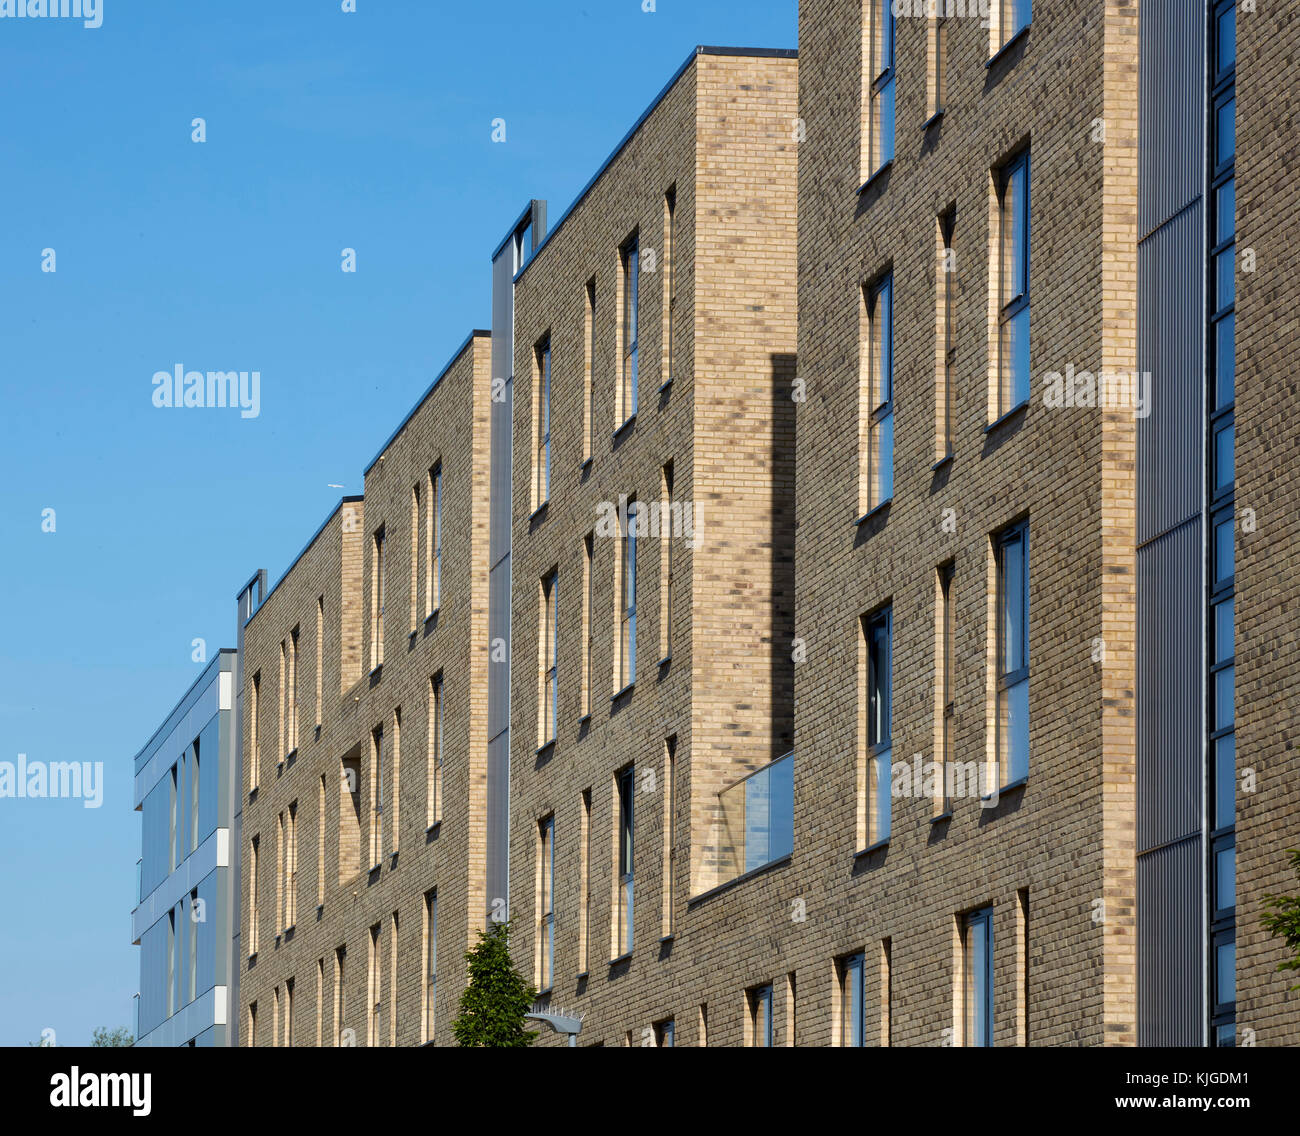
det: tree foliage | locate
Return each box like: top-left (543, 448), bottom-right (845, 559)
top-left (1262, 848), bottom-right (1300, 989)
top-left (453, 920), bottom-right (538, 1047)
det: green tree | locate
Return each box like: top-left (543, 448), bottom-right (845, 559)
top-left (453, 920), bottom-right (538, 1047)
top-left (91, 1026), bottom-right (134, 1047)
top-left (1262, 848), bottom-right (1300, 989)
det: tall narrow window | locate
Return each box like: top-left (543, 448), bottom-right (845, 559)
top-left (535, 336), bottom-right (552, 510)
top-left (334, 946), bottom-right (346, 1046)
top-left (749, 984), bottom-right (774, 1048)
top-left (279, 640), bottom-right (287, 760)
top-left (190, 739), bottom-right (200, 853)
top-left (936, 208), bottom-right (956, 461)
top-left (188, 889), bottom-right (198, 1003)
top-left (250, 671), bottom-right (261, 793)
top-left (539, 572), bottom-right (558, 747)
top-left (615, 766), bottom-right (635, 957)
top-left (880, 937), bottom-right (892, 1046)
top-left (248, 1000), bottom-right (257, 1046)
top-left (340, 751), bottom-right (363, 882)
top-left (315, 596), bottom-right (324, 727)
top-left (927, 9), bottom-right (948, 120)
top-left (963, 907), bottom-right (994, 1047)
top-left (619, 236), bottom-right (639, 426)
top-left (389, 911), bottom-right (399, 1046)
top-left (289, 626), bottom-right (299, 753)
top-left (276, 811), bottom-right (285, 932)
top-left (584, 278), bottom-right (597, 460)
top-left (316, 774), bottom-right (326, 907)
top-left (286, 800), bottom-right (298, 929)
top-left (616, 500), bottom-right (638, 690)
top-left (863, 607), bottom-right (892, 846)
top-left (863, 0), bottom-right (895, 180)
top-left (371, 724), bottom-right (384, 867)
top-left (662, 736), bottom-right (676, 937)
top-left (662, 186), bottom-right (676, 387)
top-left (372, 527), bottom-right (386, 669)
top-left (995, 522), bottom-right (1029, 785)
top-left (368, 923), bottom-right (382, 1047)
top-left (579, 788), bottom-right (592, 974)
top-left (996, 152), bottom-right (1031, 416)
top-left (390, 709), bottom-right (401, 853)
top-left (168, 764), bottom-right (178, 872)
top-left (538, 815), bottom-right (555, 991)
top-left (284, 977), bottom-right (294, 1048)
top-left (410, 483), bottom-right (421, 631)
top-left (995, 0), bottom-right (1032, 53)
top-left (423, 890), bottom-right (438, 1043)
top-left (841, 952), bottom-right (865, 1047)
top-left (427, 673), bottom-right (443, 827)
top-left (427, 465), bottom-right (442, 615)
top-left (316, 958), bottom-right (324, 1047)
top-left (659, 462), bottom-right (674, 661)
top-left (860, 273), bottom-right (894, 512)
top-left (581, 532), bottom-right (595, 717)
top-left (248, 835), bottom-right (259, 956)
top-left (936, 562), bottom-right (955, 815)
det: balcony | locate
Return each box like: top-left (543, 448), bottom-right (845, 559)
top-left (716, 752), bottom-right (793, 886)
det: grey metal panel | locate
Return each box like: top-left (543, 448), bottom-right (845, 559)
top-left (1137, 203), bottom-right (1204, 545)
top-left (1138, 834), bottom-right (1203, 1046)
top-left (485, 730), bottom-right (512, 913)
top-left (1139, 0), bottom-right (1204, 237)
top-left (488, 557), bottom-right (513, 739)
top-left (1136, 516), bottom-right (1203, 852)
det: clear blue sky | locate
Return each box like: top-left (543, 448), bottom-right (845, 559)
top-left (0, 0), bottom-right (796, 1046)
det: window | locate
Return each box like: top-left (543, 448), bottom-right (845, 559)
top-left (863, 607), bottom-right (892, 846)
top-left (368, 923), bottom-right (382, 1046)
top-left (936, 562), bottom-right (955, 814)
top-left (317, 775), bottom-right (326, 907)
top-left (538, 815), bottom-right (555, 991)
top-left (340, 750), bottom-right (362, 882)
top-left (370, 724), bottom-right (384, 867)
top-left (390, 708), bottom-right (401, 853)
top-left (316, 958), bottom-right (324, 1047)
top-left (995, 152), bottom-right (1031, 416)
top-left (539, 572), bottom-right (558, 747)
top-left (279, 640), bottom-right (287, 760)
top-left (166, 908), bottom-right (175, 1018)
top-left (995, 0), bottom-right (1032, 52)
top-left (535, 336), bottom-right (552, 509)
top-left (427, 465), bottom-right (442, 614)
top-left (662, 186), bottom-right (676, 387)
top-left (927, 8), bottom-right (948, 120)
top-left (276, 811), bottom-right (285, 932)
top-left (248, 1000), bottom-right (257, 1047)
top-left (168, 764), bottom-right (178, 871)
top-left (581, 532), bottom-right (595, 717)
top-left (962, 907), bottom-right (994, 1046)
top-left (371, 527), bottom-right (386, 669)
top-left (619, 235), bottom-right (639, 426)
top-left (423, 890), bottom-right (438, 1043)
top-left (749, 984), bottom-right (774, 1048)
top-left (654, 1018), bottom-right (675, 1047)
top-left (316, 596), bottom-right (324, 726)
top-left (427, 673), bottom-right (443, 827)
top-left (1209, 0), bottom-right (1236, 1047)
top-left (584, 278), bottom-right (597, 461)
top-left (659, 461), bottom-right (674, 661)
top-left (284, 977), bottom-right (294, 1048)
top-left (936, 208), bottom-right (956, 461)
top-left (863, 0), bottom-right (895, 180)
top-left (250, 671), bottom-right (260, 792)
top-left (389, 911), bottom-right (399, 1046)
top-left (662, 736), bottom-right (676, 937)
top-left (410, 483), bottom-right (420, 631)
top-left (334, 945), bottom-right (347, 1046)
top-left (616, 500), bottom-right (638, 690)
top-left (860, 273), bottom-right (894, 512)
top-left (840, 953), bottom-right (865, 1047)
top-left (579, 788), bottom-right (592, 973)
top-left (190, 739), bottom-right (200, 853)
top-left (615, 766), bottom-right (634, 957)
top-left (248, 835), bottom-right (259, 956)
top-left (879, 938), bottom-right (892, 1045)
top-left (286, 800), bottom-right (298, 929)
top-left (188, 889), bottom-right (198, 1004)
top-left (288, 625), bottom-right (299, 752)
top-left (995, 522), bottom-right (1029, 785)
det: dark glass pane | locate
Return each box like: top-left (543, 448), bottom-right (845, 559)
top-left (1214, 597), bottom-right (1234, 665)
top-left (1217, 97), bottom-right (1235, 166)
top-left (1214, 420), bottom-right (1234, 492)
top-left (1214, 665), bottom-right (1234, 731)
top-left (1216, 939), bottom-right (1235, 1005)
top-left (1214, 517), bottom-right (1234, 586)
top-left (1216, 313), bottom-right (1235, 409)
top-left (1216, 845), bottom-right (1236, 911)
top-left (1214, 734), bottom-right (1235, 830)
top-left (1217, 5), bottom-right (1236, 73)
top-left (1216, 180), bottom-right (1235, 244)
top-left (1216, 1023), bottom-right (1236, 1047)
top-left (1216, 247), bottom-right (1235, 311)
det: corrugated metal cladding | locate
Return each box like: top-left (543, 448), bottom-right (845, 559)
top-left (488, 560), bottom-right (512, 739)
top-left (1136, 203), bottom-right (1204, 546)
top-left (1136, 517), bottom-right (1203, 853)
top-left (485, 731), bottom-right (511, 912)
top-left (1138, 0), bottom-right (1205, 238)
top-left (1138, 835), bottom-right (1205, 1046)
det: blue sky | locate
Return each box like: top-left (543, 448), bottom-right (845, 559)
top-left (0, 0), bottom-right (796, 1046)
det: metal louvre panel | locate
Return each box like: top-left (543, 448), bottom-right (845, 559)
top-left (1137, 835), bottom-right (1204, 1047)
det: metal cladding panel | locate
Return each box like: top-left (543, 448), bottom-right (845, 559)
top-left (1138, 834), bottom-right (1204, 1047)
top-left (1136, 517), bottom-right (1203, 853)
top-left (486, 730), bottom-right (511, 914)
top-left (1139, 0), bottom-right (1205, 236)
top-left (1137, 203), bottom-right (1204, 546)
top-left (488, 558), bottom-right (512, 739)
top-left (490, 250), bottom-right (516, 566)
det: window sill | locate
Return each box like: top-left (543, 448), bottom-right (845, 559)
top-left (931, 452), bottom-right (954, 473)
top-left (577, 712), bottom-right (592, 726)
top-left (657, 653), bottom-right (672, 669)
top-left (613, 414), bottom-right (637, 442)
top-left (537, 985), bottom-right (553, 997)
top-left (608, 952), bottom-right (633, 967)
top-left (658, 933), bottom-right (676, 945)
top-left (425, 821), bottom-right (441, 837)
top-left (854, 498), bottom-right (893, 527)
top-left (688, 853), bottom-right (793, 907)
top-left (984, 400), bottom-right (1029, 434)
top-left (581, 456), bottom-right (593, 474)
top-left (536, 739), bottom-right (556, 760)
top-left (610, 682), bottom-right (635, 703)
top-left (576, 970), bottom-right (589, 981)
top-left (982, 776), bottom-right (1028, 802)
top-left (856, 159), bottom-right (894, 197)
top-left (854, 839), bottom-right (890, 859)
top-left (368, 663), bottom-right (384, 679)
top-left (285, 747), bottom-right (298, 764)
top-left (657, 377), bottom-right (673, 395)
top-left (930, 810), bottom-right (953, 825)
top-left (528, 501), bottom-right (550, 525)
top-left (315, 904), bottom-right (324, 917)
top-left (921, 109), bottom-right (945, 132)
top-left (424, 609), bottom-right (439, 626)
top-left (986, 23), bottom-right (1031, 70)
